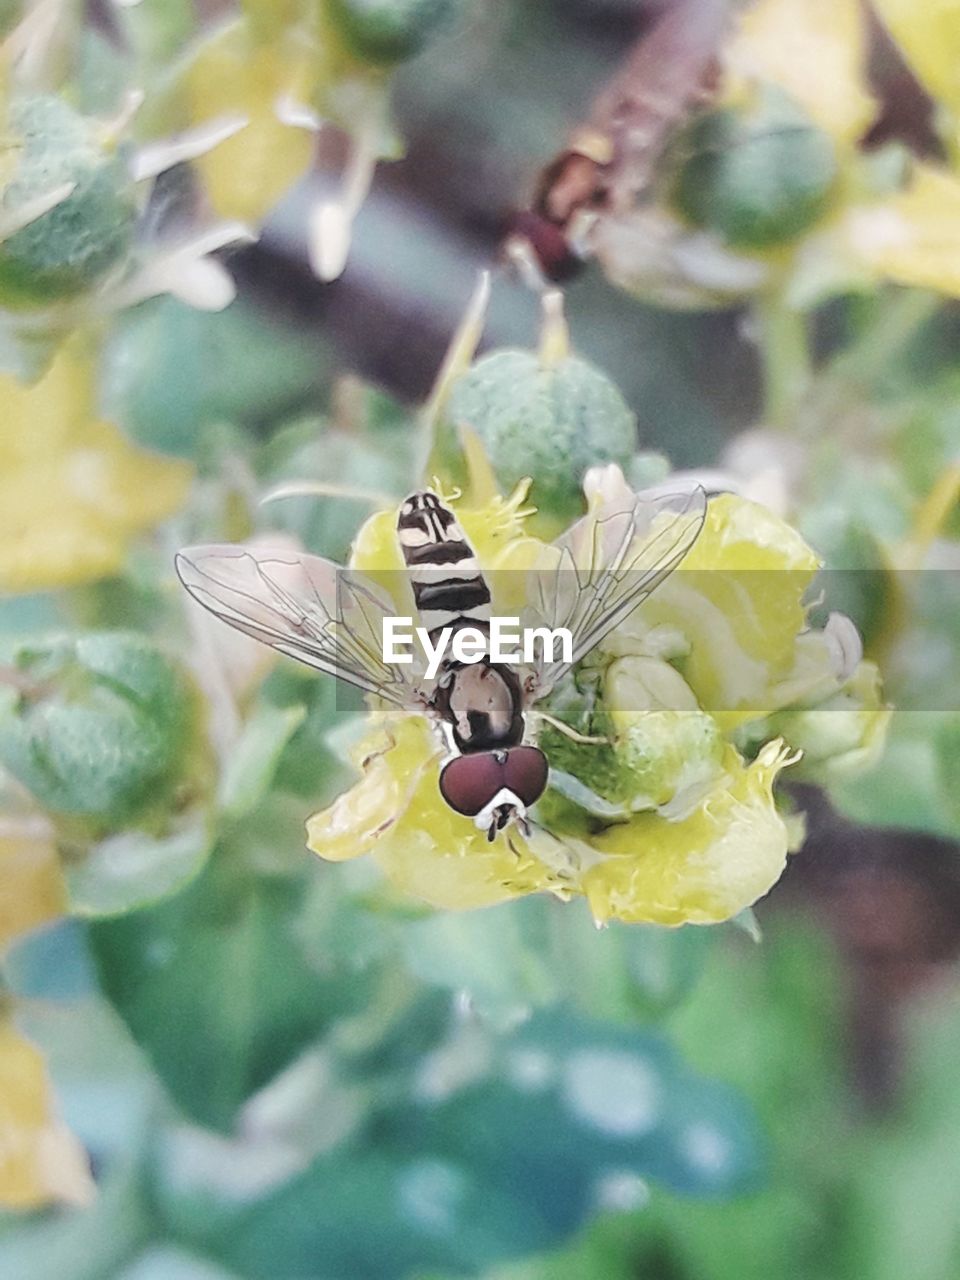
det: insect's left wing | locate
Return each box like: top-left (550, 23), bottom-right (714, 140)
top-left (522, 485), bottom-right (706, 697)
top-left (176, 543), bottom-right (421, 707)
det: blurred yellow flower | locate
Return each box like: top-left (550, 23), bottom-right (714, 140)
top-left (724, 0), bottom-right (874, 147)
top-left (306, 474), bottom-right (876, 925)
top-left (624, 492), bottom-right (821, 729)
top-left (873, 0), bottom-right (960, 141)
top-left (184, 20), bottom-right (319, 225)
top-left (0, 829), bottom-right (64, 950)
top-left (0, 341), bottom-right (191, 592)
top-left (844, 163), bottom-right (960, 297)
top-left (0, 1013), bottom-right (94, 1209)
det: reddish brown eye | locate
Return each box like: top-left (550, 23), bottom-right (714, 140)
top-left (503, 746), bottom-right (549, 808)
top-left (439, 753), bottom-right (504, 817)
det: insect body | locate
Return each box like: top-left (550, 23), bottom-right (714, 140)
top-left (396, 490), bottom-right (540, 836)
top-left (176, 484), bottom-right (705, 840)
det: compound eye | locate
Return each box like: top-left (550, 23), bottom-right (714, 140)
top-left (503, 746), bottom-right (549, 807)
top-left (439, 753), bottom-right (503, 817)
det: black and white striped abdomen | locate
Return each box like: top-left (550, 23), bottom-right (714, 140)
top-left (397, 491), bottom-right (491, 638)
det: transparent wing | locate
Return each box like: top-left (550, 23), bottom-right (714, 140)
top-left (176, 543), bottom-right (421, 706)
top-left (523, 485), bottom-right (706, 697)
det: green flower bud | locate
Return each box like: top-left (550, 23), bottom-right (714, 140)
top-left (770, 661), bottom-right (889, 781)
top-left (443, 350), bottom-right (636, 524)
top-left (0, 632), bottom-right (196, 827)
top-left (324, 0), bottom-right (460, 64)
top-left (670, 88), bottom-right (837, 249)
top-left (541, 658), bottom-right (723, 819)
top-left (0, 96), bottom-right (138, 308)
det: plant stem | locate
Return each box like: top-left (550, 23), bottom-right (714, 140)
top-left (754, 291), bottom-right (812, 428)
top-left (800, 288), bottom-right (940, 439)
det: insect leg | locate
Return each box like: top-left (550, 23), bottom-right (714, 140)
top-left (533, 709), bottom-right (612, 746)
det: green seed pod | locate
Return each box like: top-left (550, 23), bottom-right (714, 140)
top-left (0, 632), bottom-right (196, 827)
top-left (670, 87), bottom-right (837, 249)
top-left (0, 96), bottom-right (138, 308)
top-left (324, 0), bottom-right (459, 64)
top-left (443, 348), bottom-right (637, 525)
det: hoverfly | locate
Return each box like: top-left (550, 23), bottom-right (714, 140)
top-left (505, 0), bottom-right (729, 284)
top-left (176, 484), bottom-right (705, 841)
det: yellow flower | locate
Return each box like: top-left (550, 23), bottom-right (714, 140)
top-left (184, 20), bottom-right (320, 225)
top-left (612, 492), bottom-right (821, 729)
top-left (581, 741), bottom-right (797, 926)
top-left (307, 716), bottom-right (570, 911)
top-left (0, 824), bottom-right (88, 1213)
top-left (0, 1012), bottom-right (94, 1210)
top-left (0, 829), bottom-right (65, 951)
top-left (306, 476), bottom-right (868, 925)
top-left (0, 340), bottom-right (191, 592)
top-left (724, 0), bottom-right (874, 148)
top-left (872, 0), bottom-right (960, 144)
top-left (842, 163), bottom-right (960, 297)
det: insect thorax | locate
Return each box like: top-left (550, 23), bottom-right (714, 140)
top-left (434, 656), bottom-right (526, 752)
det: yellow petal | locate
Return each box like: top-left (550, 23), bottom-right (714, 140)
top-left (0, 344), bottom-right (192, 592)
top-left (725, 0), bottom-right (875, 146)
top-left (185, 22), bottom-right (318, 224)
top-left (0, 1016), bottom-right (94, 1209)
top-left (846, 162), bottom-right (960, 297)
top-left (0, 831), bottom-right (65, 951)
top-left (581, 741), bottom-right (797, 926)
top-left (305, 717), bottom-right (425, 861)
top-left (308, 716), bottom-right (567, 909)
top-left (625, 493), bottom-right (821, 727)
top-left (873, 0), bottom-right (960, 124)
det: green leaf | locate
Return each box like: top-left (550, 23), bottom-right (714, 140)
top-left (65, 812), bottom-right (215, 917)
top-left (163, 1148), bottom-right (550, 1280)
top-left (102, 297), bottom-right (331, 458)
top-left (87, 850), bottom-right (381, 1131)
top-left (547, 902), bottom-right (713, 1022)
top-left (830, 713), bottom-right (959, 840)
top-left (217, 702), bottom-right (306, 821)
top-left (399, 897), bottom-right (559, 1023)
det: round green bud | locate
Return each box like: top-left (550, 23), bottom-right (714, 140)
top-left (0, 632), bottom-right (195, 827)
top-left (325, 0), bottom-right (459, 64)
top-left (0, 95), bottom-right (138, 308)
top-left (444, 350), bottom-right (636, 523)
top-left (670, 88), bottom-right (837, 249)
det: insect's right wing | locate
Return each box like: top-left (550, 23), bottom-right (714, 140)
top-left (522, 485), bottom-right (706, 697)
top-left (175, 543), bottom-right (421, 707)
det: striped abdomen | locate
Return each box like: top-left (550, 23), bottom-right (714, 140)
top-left (396, 491), bottom-right (491, 640)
